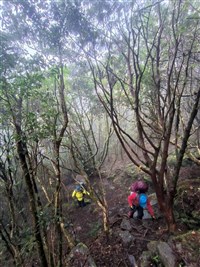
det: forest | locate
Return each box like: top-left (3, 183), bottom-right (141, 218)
top-left (0, 0), bottom-right (200, 266)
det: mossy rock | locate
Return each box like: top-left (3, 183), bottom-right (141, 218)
top-left (67, 242), bottom-right (97, 267)
top-left (112, 164), bottom-right (152, 188)
top-left (172, 230), bottom-right (200, 266)
top-left (174, 179), bottom-right (200, 229)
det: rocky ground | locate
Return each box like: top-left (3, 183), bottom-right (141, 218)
top-left (64, 163), bottom-right (200, 267)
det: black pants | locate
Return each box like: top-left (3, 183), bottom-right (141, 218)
top-left (128, 205), bottom-right (144, 219)
top-left (77, 199), bottom-right (86, 207)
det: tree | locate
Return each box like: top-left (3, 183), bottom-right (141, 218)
top-left (0, 127), bottom-right (25, 267)
top-left (0, 1), bottom-right (98, 265)
top-left (86, 0), bottom-right (200, 231)
top-left (62, 63), bottom-right (113, 176)
top-left (0, 61), bottom-right (49, 267)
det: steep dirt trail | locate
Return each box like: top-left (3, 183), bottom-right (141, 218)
top-left (65, 176), bottom-right (164, 265)
top-left (64, 164), bottom-right (200, 266)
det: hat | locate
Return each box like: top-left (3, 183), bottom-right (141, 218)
top-left (139, 194), bottom-right (147, 208)
top-left (75, 185), bottom-right (82, 191)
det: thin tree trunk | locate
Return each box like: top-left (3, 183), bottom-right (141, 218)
top-left (14, 125), bottom-right (48, 267)
top-left (153, 181), bottom-right (176, 232)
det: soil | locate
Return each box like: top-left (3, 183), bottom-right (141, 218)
top-left (65, 164), bottom-right (200, 267)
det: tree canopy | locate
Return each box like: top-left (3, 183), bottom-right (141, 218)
top-left (0, 0), bottom-right (199, 266)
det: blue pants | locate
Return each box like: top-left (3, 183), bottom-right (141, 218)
top-left (77, 199), bottom-right (86, 207)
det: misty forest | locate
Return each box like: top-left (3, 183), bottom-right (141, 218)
top-left (0, 0), bottom-right (200, 266)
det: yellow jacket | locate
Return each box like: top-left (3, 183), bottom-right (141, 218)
top-left (72, 189), bottom-right (89, 201)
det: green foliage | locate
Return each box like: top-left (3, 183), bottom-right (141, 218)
top-left (20, 228), bottom-right (36, 257)
top-left (0, 0), bottom-right (200, 265)
top-left (167, 155), bottom-right (177, 168)
top-left (174, 179), bottom-right (200, 229)
top-left (150, 254), bottom-right (164, 266)
top-left (0, 32), bottom-right (19, 75)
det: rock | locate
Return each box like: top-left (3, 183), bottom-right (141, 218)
top-left (143, 210), bottom-right (152, 219)
top-left (108, 184), bottom-right (116, 190)
top-left (148, 193), bottom-right (158, 205)
top-left (139, 251), bottom-right (152, 267)
top-left (175, 242), bottom-right (182, 254)
top-left (157, 241), bottom-right (177, 267)
top-left (128, 254), bottom-right (138, 267)
top-left (75, 225), bottom-right (82, 232)
top-left (67, 242), bottom-right (97, 267)
top-left (147, 241), bottom-right (159, 254)
top-left (118, 230), bottom-right (135, 246)
top-left (119, 207), bottom-right (126, 213)
top-left (132, 210), bottom-right (152, 219)
top-left (75, 174), bottom-right (86, 183)
top-left (172, 230), bottom-right (200, 266)
top-left (120, 218), bottom-right (132, 231)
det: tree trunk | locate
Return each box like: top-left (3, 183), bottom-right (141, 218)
top-left (155, 186), bottom-right (176, 232)
top-left (83, 172), bottom-right (110, 235)
top-left (164, 206), bottom-right (176, 232)
top-left (53, 143), bottom-right (63, 267)
top-left (97, 200), bottom-right (110, 235)
top-left (16, 136), bottom-right (48, 267)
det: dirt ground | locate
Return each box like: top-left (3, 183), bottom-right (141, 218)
top-left (65, 164), bottom-right (200, 267)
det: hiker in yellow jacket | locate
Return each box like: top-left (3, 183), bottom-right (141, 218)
top-left (72, 184), bottom-right (90, 207)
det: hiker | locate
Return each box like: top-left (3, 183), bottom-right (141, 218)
top-left (72, 184), bottom-right (90, 207)
top-left (128, 181), bottom-right (155, 219)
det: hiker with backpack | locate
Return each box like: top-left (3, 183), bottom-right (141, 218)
top-left (72, 184), bottom-right (90, 207)
top-left (128, 180), bottom-right (155, 220)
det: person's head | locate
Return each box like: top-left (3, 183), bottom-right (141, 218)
top-left (75, 185), bottom-right (82, 191)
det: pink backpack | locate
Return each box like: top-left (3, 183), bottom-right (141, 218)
top-left (130, 180), bottom-right (148, 193)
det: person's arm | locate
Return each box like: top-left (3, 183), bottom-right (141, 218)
top-left (83, 189), bottom-right (90, 195)
top-left (72, 190), bottom-right (76, 198)
top-left (147, 199), bottom-right (155, 218)
top-left (128, 193), bottom-right (137, 207)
